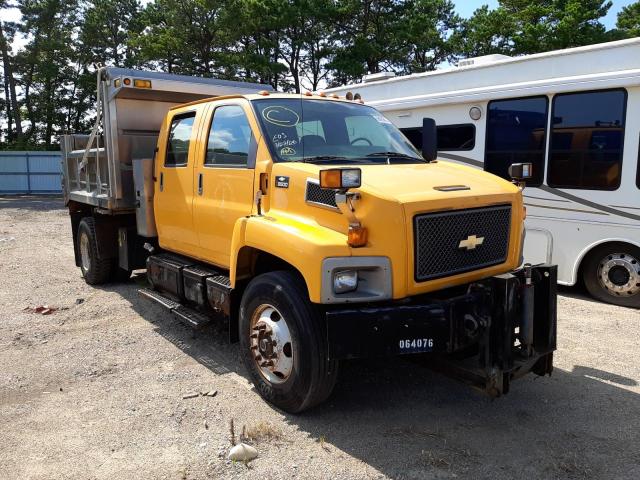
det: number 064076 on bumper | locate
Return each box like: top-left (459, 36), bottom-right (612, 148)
top-left (326, 303), bottom-right (456, 359)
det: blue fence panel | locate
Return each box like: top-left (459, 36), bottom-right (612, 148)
top-left (0, 151), bottom-right (62, 194)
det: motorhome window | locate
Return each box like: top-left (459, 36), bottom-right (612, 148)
top-left (400, 124), bottom-right (475, 151)
top-left (485, 97), bottom-right (548, 186)
top-left (165, 113), bottom-right (195, 167)
top-left (437, 124), bottom-right (475, 150)
top-left (205, 105), bottom-right (251, 166)
top-left (547, 89), bottom-right (626, 190)
top-left (401, 128), bottom-right (422, 149)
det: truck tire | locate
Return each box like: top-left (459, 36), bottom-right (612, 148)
top-left (77, 217), bottom-right (113, 285)
top-left (239, 271), bottom-right (338, 413)
top-left (583, 242), bottom-right (640, 308)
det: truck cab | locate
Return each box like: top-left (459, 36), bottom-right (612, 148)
top-left (62, 68), bottom-right (557, 412)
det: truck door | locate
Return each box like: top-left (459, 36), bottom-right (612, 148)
top-left (193, 103), bottom-right (257, 266)
top-left (154, 108), bottom-right (201, 254)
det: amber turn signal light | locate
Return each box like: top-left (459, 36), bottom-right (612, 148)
top-left (133, 79), bottom-right (152, 89)
top-left (348, 225), bottom-right (368, 247)
top-left (319, 168), bottom-right (361, 189)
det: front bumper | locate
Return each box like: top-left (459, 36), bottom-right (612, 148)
top-left (325, 264), bottom-right (557, 396)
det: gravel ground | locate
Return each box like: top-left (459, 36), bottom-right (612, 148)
top-left (1, 196), bottom-right (639, 480)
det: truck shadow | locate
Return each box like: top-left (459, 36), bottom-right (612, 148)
top-left (0, 195), bottom-right (64, 211)
top-left (116, 277), bottom-right (640, 480)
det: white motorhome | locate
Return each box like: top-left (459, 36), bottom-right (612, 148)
top-left (327, 38), bottom-right (640, 308)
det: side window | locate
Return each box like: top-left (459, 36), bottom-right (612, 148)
top-left (400, 125), bottom-right (475, 151)
top-left (165, 113), bottom-right (195, 166)
top-left (548, 89), bottom-right (626, 190)
top-left (485, 96), bottom-right (548, 186)
top-left (437, 124), bottom-right (475, 151)
top-left (206, 105), bottom-right (252, 166)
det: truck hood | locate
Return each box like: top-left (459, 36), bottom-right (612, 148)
top-left (267, 159), bottom-right (524, 299)
top-left (356, 160), bottom-right (519, 203)
top-left (272, 159), bottom-right (519, 204)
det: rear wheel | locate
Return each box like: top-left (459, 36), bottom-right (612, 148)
top-left (583, 242), bottom-right (640, 308)
top-left (239, 271), bottom-right (338, 413)
top-left (77, 217), bottom-right (113, 285)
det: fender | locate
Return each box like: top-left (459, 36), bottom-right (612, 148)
top-left (230, 214), bottom-right (352, 303)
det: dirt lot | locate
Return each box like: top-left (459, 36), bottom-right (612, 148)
top-left (0, 196), bottom-right (638, 480)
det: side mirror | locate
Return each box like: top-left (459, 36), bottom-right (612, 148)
top-left (508, 163), bottom-right (533, 182)
top-left (422, 118), bottom-right (437, 162)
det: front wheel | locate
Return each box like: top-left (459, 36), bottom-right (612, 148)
top-left (239, 271), bottom-right (338, 413)
top-left (583, 242), bottom-right (640, 308)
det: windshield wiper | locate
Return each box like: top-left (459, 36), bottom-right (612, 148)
top-left (302, 155), bottom-right (350, 163)
top-left (366, 151), bottom-right (423, 160)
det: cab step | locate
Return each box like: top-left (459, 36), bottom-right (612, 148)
top-left (138, 288), bottom-right (212, 330)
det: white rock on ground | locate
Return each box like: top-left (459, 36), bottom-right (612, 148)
top-left (228, 443), bottom-right (258, 462)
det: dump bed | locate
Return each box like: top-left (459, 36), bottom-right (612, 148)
top-left (61, 67), bottom-right (270, 211)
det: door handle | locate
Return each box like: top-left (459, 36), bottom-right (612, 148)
top-left (198, 173), bottom-right (203, 195)
top-left (160, 172), bottom-right (164, 192)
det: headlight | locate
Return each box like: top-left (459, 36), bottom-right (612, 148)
top-left (333, 270), bottom-right (358, 294)
top-left (319, 168), bottom-right (361, 189)
top-left (321, 257), bottom-right (392, 304)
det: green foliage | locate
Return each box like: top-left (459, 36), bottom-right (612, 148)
top-left (400, 0), bottom-right (461, 73)
top-left (500, 0), bottom-right (612, 54)
top-left (0, 0), bottom-right (630, 149)
top-left (616, 1), bottom-right (640, 37)
top-left (80, 0), bottom-right (143, 68)
top-left (456, 5), bottom-right (514, 57)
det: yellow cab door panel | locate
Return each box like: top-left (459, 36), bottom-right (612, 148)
top-left (193, 101), bottom-right (258, 267)
top-left (154, 106), bottom-right (204, 255)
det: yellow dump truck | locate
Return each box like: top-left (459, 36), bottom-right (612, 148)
top-left (62, 68), bottom-right (557, 412)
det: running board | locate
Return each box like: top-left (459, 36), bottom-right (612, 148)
top-left (138, 288), bottom-right (212, 330)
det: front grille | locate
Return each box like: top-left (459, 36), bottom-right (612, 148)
top-left (305, 180), bottom-right (338, 209)
top-left (414, 205), bottom-right (512, 281)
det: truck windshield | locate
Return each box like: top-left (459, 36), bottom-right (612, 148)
top-left (252, 98), bottom-right (423, 164)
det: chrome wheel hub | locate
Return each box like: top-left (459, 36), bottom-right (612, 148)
top-left (249, 305), bottom-right (293, 384)
top-left (80, 233), bottom-right (91, 272)
top-left (598, 252), bottom-right (640, 297)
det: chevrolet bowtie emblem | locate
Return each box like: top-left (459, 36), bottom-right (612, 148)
top-left (459, 235), bottom-right (485, 250)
